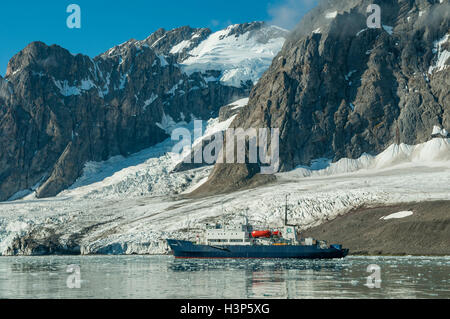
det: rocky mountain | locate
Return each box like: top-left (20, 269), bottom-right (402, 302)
top-left (0, 22), bottom-right (288, 201)
top-left (200, 0), bottom-right (449, 194)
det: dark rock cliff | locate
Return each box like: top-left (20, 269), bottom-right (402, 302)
top-left (199, 0), bottom-right (449, 194)
top-left (0, 24), bottom-right (274, 200)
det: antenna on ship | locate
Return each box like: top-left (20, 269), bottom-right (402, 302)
top-left (244, 207), bottom-right (250, 229)
top-left (221, 199), bottom-right (226, 228)
top-left (284, 194), bottom-right (288, 226)
top-left (187, 213), bottom-right (190, 233)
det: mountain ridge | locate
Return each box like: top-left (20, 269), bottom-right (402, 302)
top-left (197, 0), bottom-right (449, 195)
top-left (0, 22), bottom-right (288, 201)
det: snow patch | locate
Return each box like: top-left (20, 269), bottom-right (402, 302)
top-left (381, 211), bottom-right (413, 220)
top-left (166, 80), bottom-right (183, 96)
top-left (170, 40), bottom-right (192, 54)
top-left (158, 55), bottom-right (169, 67)
top-left (53, 79), bottom-right (81, 96)
top-left (345, 70), bottom-right (357, 81)
top-left (118, 73), bottom-right (127, 90)
top-left (156, 113), bottom-right (178, 134)
top-left (325, 11), bottom-right (338, 19)
top-left (382, 25), bottom-right (393, 35)
top-left (428, 34), bottom-right (449, 74)
top-left (228, 97), bottom-right (249, 110)
top-left (53, 78), bottom-right (101, 97)
top-left (432, 126), bottom-right (448, 137)
top-left (143, 93), bottom-right (158, 110)
top-left (356, 29), bottom-right (368, 36)
top-left (80, 79), bottom-right (95, 91)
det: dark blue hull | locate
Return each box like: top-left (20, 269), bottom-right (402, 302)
top-left (167, 240), bottom-right (349, 259)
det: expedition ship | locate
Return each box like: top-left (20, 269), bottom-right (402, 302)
top-left (167, 200), bottom-right (349, 259)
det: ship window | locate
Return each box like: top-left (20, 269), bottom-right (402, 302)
top-left (230, 239), bottom-right (243, 243)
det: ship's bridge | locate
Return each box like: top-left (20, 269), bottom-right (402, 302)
top-left (203, 223), bottom-right (253, 246)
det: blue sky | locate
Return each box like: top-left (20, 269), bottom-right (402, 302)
top-left (0, 0), bottom-right (318, 76)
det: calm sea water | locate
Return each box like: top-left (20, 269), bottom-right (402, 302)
top-left (0, 255), bottom-right (448, 299)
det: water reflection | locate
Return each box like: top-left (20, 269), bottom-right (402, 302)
top-left (168, 258), bottom-right (349, 298)
top-left (0, 256), bottom-right (448, 299)
top-left (11, 261), bottom-right (62, 273)
top-left (169, 258), bottom-right (346, 272)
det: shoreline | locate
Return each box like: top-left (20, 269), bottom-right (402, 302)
top-left (303, 200), bottom-right (450, 257)
top-left (2, 251), bottom-right (450, 258)
top-left (2, 199), bottom-right (448, 258)
top-left (1, 254), bottom-right (449, 258)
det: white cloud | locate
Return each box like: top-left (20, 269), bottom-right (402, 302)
top-left (267, 0), bottom-right (318, 30)
top-left (209, 19), bottom-right (233, 30)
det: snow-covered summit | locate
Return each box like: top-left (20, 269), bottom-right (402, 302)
top-left (179, 22), bottom-right (288, 87)
top-left (98, 22), bottom-right (288, 88)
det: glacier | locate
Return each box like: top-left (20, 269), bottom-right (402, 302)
top-left (0, 102), bottom-right (449, 255)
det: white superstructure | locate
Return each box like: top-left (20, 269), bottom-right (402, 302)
top-left (203, 223), bottom-right (254, 246)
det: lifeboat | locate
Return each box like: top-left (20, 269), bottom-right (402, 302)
top-left (252, 230), bottom-right (272, 238)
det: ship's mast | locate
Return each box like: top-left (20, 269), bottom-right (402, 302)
top-left (221, 200), bottom-right (225, 228)
top-left (187, 213), bottom-right (190, 233)
top-left (284, 194), bottom-right (296, 228)
top-left (284, 194), bottom-right (288, 226)
top-left (283, 194), bottom-right (299, 244)
top-left (244, 208), bottom-right (249, 227)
